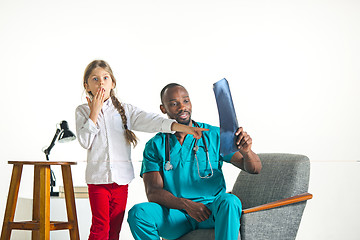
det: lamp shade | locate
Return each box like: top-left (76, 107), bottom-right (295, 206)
top-left (58, 121), bottom-right (76, 143)
top-left (58, 130), bottom-right (76, 143)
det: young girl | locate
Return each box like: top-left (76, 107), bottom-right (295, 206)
top-left (75, 60), bottom-right (206, 240)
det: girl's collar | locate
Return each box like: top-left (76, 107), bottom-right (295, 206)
top-left (102, 98), bottom-right (112, 109)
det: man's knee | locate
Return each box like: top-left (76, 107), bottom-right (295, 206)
top-left (128, 203), bottom-right (148, 225)
top-left (127, 202), bottom-right (160, 227)
top-left (218, 193), bottom-right (242, 212)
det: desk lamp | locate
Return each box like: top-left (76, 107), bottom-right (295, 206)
top-left (43, 120), bottom-right (76, 196)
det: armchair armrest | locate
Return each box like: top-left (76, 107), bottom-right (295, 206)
top-left (242, 192), bottom-right (313, 214)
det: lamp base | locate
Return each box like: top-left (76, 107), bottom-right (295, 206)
top-left (50, 191), bottom-right (59, 197)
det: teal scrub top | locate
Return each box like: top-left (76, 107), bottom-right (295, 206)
top-left (141, 122), bottom-right (235, 204)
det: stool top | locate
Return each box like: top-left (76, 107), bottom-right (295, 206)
top-left (8, 161), bottom-right (77, 165)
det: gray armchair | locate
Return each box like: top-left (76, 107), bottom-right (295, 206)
top-left (172, 153), bottom-right (312, 240)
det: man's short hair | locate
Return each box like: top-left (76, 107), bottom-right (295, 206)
top-left (160, 83), bottom-right (185, 104)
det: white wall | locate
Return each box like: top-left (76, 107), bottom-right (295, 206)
top-left (0, 0), bottom-right (359, 239)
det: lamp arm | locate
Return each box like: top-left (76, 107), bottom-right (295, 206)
top-left (44, 128), bottom-right (61, 160)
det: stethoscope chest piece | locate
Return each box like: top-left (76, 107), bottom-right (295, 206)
top-left (164, 161), bottom-right (173, 171)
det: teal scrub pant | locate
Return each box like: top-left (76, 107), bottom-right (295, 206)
top-left (127, 193), bottom-right (241, 240)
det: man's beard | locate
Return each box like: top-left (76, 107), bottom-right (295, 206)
top-left (175, 110), bottom-right (192, 126)
top-left (177, 118), bottom-right (191, 126)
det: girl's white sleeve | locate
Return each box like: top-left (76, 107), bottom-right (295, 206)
top-left (126, 104), bottom-right (176, 133)
top-left (75, 105), bottom-right (100, 149)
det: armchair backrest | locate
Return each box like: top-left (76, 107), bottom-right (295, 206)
top-left (232, 153), bottom-right (310, 209)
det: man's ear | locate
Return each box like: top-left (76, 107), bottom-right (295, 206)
top-left (160, 104), bottom-right (167, 114)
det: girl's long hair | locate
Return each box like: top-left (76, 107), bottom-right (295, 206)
top-left (83, 60), bottom-right (138, 147)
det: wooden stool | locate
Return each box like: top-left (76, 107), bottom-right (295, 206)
top-left (0, 161), bottom-right (80, 240)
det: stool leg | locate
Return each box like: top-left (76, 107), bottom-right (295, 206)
top-left (39, 166), bottom-right (50, 240)
top-left (61, 165), bottom-right (80, 240)
top-left (0, 164), bottom-right (23, 240)
top-left (32, 165), bottom-right (40, 240)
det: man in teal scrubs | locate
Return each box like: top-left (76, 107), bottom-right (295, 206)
top-left (128, 83), bottom-right (262, 240)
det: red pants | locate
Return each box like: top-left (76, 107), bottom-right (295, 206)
top-left (88, 183), bottom-right (128, 240)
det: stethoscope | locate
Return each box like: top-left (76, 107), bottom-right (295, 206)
top-left (164, 120), bottom-right (213, 179)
